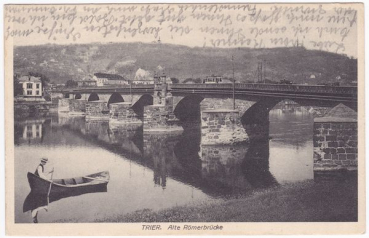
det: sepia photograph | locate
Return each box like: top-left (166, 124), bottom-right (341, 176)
top-left (4, 2), bottom-right (365, 235)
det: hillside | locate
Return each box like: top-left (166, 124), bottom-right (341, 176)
top-left (13, 43), bottom-right (357, 85)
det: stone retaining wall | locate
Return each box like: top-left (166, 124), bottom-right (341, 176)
top-left (313, 104), bottom-right (358, 172)
top-left (313, 122), bottom-right (358, 171)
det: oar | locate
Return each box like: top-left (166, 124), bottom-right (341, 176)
top-left (47, 168), bottom-right (54, 206)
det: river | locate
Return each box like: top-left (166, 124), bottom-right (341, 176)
top-left (15, 104), bottom-right (317, 223)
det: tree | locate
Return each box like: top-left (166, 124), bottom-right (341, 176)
top-left (170, 77), bottom-right (179, 84)
top-left (13, 74), bottom-right (23, 97)
top-left (28, 72), bottom-right (50, 87)
top-left (194, 78), bottom-right (202, 84)
top-left (65, 80), bottom-right (78, 88)
top-left (44, 95), bottom-right (51, 101)
top-left (183, 78), bottom-right (202, 84)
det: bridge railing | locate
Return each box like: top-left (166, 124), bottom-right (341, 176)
top-left (172, 83), bottom-right (357, 95)
top-left (67, 84), bottom-right (155, 92)
top-left (60, 83), bottom-right (357, 96)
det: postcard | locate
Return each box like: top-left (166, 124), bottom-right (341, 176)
top-left (4, 2), bottom-right (365, 235)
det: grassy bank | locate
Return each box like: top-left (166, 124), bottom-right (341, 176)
top-left (97, 177), bottom-right (357, 223)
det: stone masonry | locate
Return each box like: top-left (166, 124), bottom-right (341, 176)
top-left (201, 109), bottom-right (248, 145)
top-left (143, 104), bottom-right (182, 132)
top-left (313, 104), bottom-right (358, 171)
top-left (85, 100), bottom-right (109, 120)
top-left (109, 102), bottom-right (142, 124)
top-left (58, 98), bottom-right (70, 113)
top-left (69, 99), bottom-right (87, 115)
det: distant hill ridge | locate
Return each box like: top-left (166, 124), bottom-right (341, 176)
top-left (14, 42), bottom-right (357, 85)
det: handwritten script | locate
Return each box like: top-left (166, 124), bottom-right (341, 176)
top-left (5, 4), bottom-right (358, 56)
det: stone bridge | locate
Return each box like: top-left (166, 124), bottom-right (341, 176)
top-left (54, 83), bottom-right (357, 144)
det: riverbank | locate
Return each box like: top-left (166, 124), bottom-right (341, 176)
top-left (97, 175), bottom-right (357, 222)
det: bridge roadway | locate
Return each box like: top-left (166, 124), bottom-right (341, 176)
top-left (65, 83), bottom-right (357, 103)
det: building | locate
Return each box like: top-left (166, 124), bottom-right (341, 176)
top-left (94, 73), bottom-right (129, 86)
top-left (18, 76), bottom-right (43, 98)
top-left (93, 74), bottom-right (107, 86)
top-left (76, 79), bottom-right (97, 87)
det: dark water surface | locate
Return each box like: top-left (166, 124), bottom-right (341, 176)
top-left (14, 106), bottom-right (330, 223)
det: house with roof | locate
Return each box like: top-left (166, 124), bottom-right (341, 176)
top-left (94, 73), bottom-right (129, 86)
top-left (75, 74), bottom-right (98, 87)
top-left (18, 75), bottom-right (44, 100)
top-left (76, 79), bottom-right (97, 87)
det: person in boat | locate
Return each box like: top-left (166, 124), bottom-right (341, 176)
top-left (35, 158), bottom-right (54, 180)
top-left (31, 158), bottom-right (54, 223)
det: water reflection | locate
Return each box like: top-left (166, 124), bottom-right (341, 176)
top-left (14, 118), bottom-right (49, 145)
top-left (23, 182), bottom-right (107, 223)
top-left (15, 104), bottom-right (316, 222)
top-left (201, 144), bottom-right (253, 195)
top-left (269, 107), bottom-right (314, 183)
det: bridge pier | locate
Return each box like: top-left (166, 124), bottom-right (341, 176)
top-left (109, 102), bottom-right (142, 125)
top-left (58, 99), bottom-right (87, 115)
top-left (58, 98), bottom-right (70, 113)
top-left (69, 99), bottom-right (87, 115)
top-left (85, 100), bottom-right (109, 120)
top-left (313, 104), bottom-right (358, 174)
top-left (201, 109), bottom-right (248, 145)
top-left (143, 77), bottom-right (182, 132)
top-left (143, 104), bottom-right (182, 132)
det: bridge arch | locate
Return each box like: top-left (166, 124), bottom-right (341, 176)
top-left (88, 93), bottom-right (100, 102)
top-left (75, 93), bottom-right (82, 99)
top-left (174, 95), bottom-right (205, 122)
top-left (241, 99), bottom-right (280, 126)
top-left (240, 97), bottom-right (343, 127)
top-left (64, 93), bottom-right (70, 98)
top-left (108, 92), bottom-right (124, 106)
top-left (131, 94), bottom-right (153, 117)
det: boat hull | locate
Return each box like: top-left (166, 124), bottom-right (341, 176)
top-left (27, 171), bottom-right (109, 195)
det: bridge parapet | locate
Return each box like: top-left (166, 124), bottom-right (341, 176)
top-left (172, 83), bottom-right (357, 95)
top-left (64, 84), bottom-right (154, 94)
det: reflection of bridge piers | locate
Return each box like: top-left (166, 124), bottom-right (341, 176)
top-left (143, 131), bottom-right (183, 189)
top-left (241, 137), bottom-right (278, 189)
top-left (200, 144), bottom-right (252, 194)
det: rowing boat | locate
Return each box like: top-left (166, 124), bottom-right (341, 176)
top-left (23, 181), bottom-right (108, 213)
top-left (27, 171), bottom-right (110, 195)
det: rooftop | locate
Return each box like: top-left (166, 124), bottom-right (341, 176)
top-left (18, 76), bottom-right (41, 83)
top-left (314, 103), bottom-right (357, 122)
top-left (94, 73), bottom-right (126, 80)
